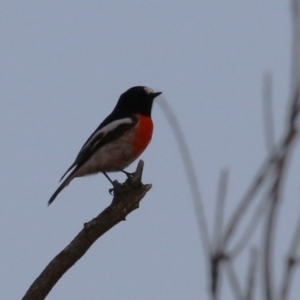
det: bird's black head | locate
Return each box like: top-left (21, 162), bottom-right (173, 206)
top-left (114, 86), bottom-right (162, 117)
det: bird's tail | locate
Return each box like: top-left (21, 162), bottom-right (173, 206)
top-left (48, 168), bottom-right (78, 206)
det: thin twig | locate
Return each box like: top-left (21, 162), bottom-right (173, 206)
top-left (213, 169), bottom-right (229, 252)
top-left (245, 248), bottom-right (258, 300)
top-left (220, 154), bottom-right (275, 250)
top-left (210, 252), bottom-right (223, 300)
top-left (229, 192), bottom-right (268, 258)
top-left (263, 87), bottom-right (300, 300)
top-left (158, 98), bottom-right (211, 259)
top-left (263, 21), bottom-right (300, 299)
top-left (225, 258), bottom-right (244, 300)
top-left (263, 157), bottom-right (287, 300)
top-left (221, 87), bottom-right (299, 255)
top-left (262, 72), bottom-right (275, 152)
top-left (290, 0), bottom-right (300, 94)
top-left (210, 170), bottom-right (229, 299)
top-left (279, 212), bottom-right (300, 300)
top-left (280, 0), bottom-right (300, 300)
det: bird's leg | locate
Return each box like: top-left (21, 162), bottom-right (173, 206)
top-left (102, 171), bottom-right (118, 195)
top-left (119, 169), bottom-right (135, 178)
top-left (102, 171), bottom-right (114, 185)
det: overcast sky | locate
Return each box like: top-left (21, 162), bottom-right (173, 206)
top-left (1, 1), bottom-right (299, 299)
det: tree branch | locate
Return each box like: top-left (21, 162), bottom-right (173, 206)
top-left (158, 98), bottom-right (211, 259)
top-left (280, 212), bottom-right (300, 300)
top-left (22, 160), bottom-right (152, 300)
top-left (245, 248), bottom-right (258, 300)
top-left (262, 72), bottom-right (275, 152)
top-left (262, 0), bottom-right (300, 293)
top-left (224, 258), bottom-right (244, 300)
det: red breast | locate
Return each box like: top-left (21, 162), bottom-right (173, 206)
top-left (132, 114), bottom-right (153, 157)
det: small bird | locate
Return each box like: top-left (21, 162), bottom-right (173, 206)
top-left (48, 86), bottom-right (162, 205)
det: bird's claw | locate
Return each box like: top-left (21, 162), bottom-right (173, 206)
top-left (109, 180), bottom-right (121, 196)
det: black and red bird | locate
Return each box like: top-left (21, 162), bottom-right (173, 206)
top-left (48, 86), bottom-right (162, 205)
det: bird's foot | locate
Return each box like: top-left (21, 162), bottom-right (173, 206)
top-left (109, 180), bottom-right (122, 196)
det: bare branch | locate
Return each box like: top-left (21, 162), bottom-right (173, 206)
top-left (210, 170), bottom-right (229, 299)
top-left (222, 87), bottom-right (300, 264)
top-left (262, 72), bottom-right (275, 152)
top-left (158, 98), bottom-right (211, 258)
top-left (220, 154), bottom-right (274, 250)
top-left (262, 1), bottom-right (300, 299)
top-left (22, 160), bottom-right (152, 300)
top-left (262, 3), bottom-right (300, 293)
top-left (263, 155), bottom-right (288, 300)
top-left (290, 0), bottom-right (300, 94)
top-left (210, 251), bottom-right (228, 300)
top-left (229, 195), bottom-right (268, 258)
top-left (288, 215), bottom-right (300, 260)
top-left (204, 2), bottom-right (300, 300)
top-left (245, 248), bottom-right (258, 300)
top-left (213, 169), bottom-right (229, 252)
top-left (224, 258), bottom-right (244, 300)
top-left (279, 211), bottom-right (300, 300)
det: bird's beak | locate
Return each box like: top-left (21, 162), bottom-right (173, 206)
top-left (151, 91), bottom-right (162, 99)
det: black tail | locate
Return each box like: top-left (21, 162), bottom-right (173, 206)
top-left (59, 162), bottom-right (76, 182)
top-left (48, 168), bottom-right (78, 206)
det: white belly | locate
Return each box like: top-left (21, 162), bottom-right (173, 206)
top-left (75, 129), bottom-right (138, 177)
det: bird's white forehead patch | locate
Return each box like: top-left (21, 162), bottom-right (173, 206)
top-left (144, 87), bottom-right (154, 94)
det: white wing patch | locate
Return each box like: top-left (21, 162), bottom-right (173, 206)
top-left (144, 87), bottom-right (154, 94)
top-left (98, 118), bottom-right (134, 135)
top-left (80, 118), bottom-right (134, 152)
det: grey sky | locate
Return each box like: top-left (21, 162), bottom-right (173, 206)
top-left (1, 1), bottom-right (299, 299)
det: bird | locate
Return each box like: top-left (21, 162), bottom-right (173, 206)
top-left (48, 86), bottom-right (162, 205)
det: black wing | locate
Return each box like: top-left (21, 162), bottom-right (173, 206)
top-left (59, 115), bottom-right (137, 181)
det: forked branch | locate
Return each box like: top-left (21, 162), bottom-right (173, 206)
top-left (22, 160), bottom-right (151, 300)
